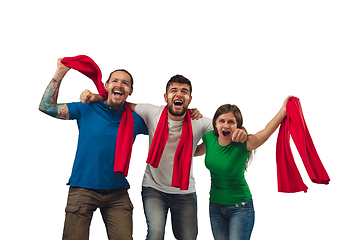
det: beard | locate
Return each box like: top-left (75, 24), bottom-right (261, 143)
top-left (168, 103), bottom-right (188, 117)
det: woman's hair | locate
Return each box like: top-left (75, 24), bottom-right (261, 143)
top-left (212, 104), bottom-right (253, 170)
top-left (212, 104), bottom-right (243, 137)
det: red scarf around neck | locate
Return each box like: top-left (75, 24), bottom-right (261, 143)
top-left (146, 106), bottom-right (194, 190)
top-left (61, 55), bottom-right (134, 176)
top-left (114, 102), bottom-right (134, 176)
top-left (276, 97), bottom-right (330, 193)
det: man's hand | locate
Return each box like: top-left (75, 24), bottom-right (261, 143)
top-left (52, 58), bottom-right (70, 80)
top-left (80, 89), bottom-right (96, 103)
top-left (56, 58), bottom-right (70, 74)
top-left (189, 108), bottom-right (203, 120)
top-left (232, 128), bottom-right (248, 143)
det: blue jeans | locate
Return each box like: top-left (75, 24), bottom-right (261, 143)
top-left (209, 198), bottom-right (255, 240)
top-left (141, 187), bottom-right (198, 240)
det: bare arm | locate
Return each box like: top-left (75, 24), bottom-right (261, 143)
top-left (246, 96), bottom-right (292, 151)
top-left (79, 91), bottom-right (105, 104)
top-left (194, 142), bottom-right (206, 157)
top-left (39, 58), bottom-right (70, 119)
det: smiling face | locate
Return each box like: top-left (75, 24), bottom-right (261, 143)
top-left (104, 71), bottom-right (133, 110)
top-left (215, 112), bottom-right (238, 146)
top-left (164, 82), bottom-right (192, 121)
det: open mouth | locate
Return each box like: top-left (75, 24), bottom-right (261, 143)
top-left (113, 90), bottom-right (124, 96)
top-left (222, 131), bottom-right (230, 137)
top-left (174, 100), bottom-right (183, 107)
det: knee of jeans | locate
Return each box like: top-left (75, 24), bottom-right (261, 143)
top-left (147, 223), bottom-right (165, 240)
top-left (144, 207), bottom-right (167, 235)
top-left (149, 222), bottom-right (165, 232)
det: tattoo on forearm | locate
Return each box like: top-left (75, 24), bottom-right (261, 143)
top-left (39, 78), bottom-right (69, 119)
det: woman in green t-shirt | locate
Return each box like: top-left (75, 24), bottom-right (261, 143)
top-left (195, 96), bottom-right (292, 240)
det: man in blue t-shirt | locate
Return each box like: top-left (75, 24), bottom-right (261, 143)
top-left (39, 58), bottom-right (147, 240)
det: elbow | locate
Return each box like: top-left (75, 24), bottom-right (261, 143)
top-left (39, 103), bottom-right (47, 114)
top-left (194, 147), bottom-right (206, 157)
top-left (39, 102), bottom-right (52, 116)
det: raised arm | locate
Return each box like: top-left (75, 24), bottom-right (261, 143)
top-left (246, 96), bottom-right (292, 151)
top-left (39, 58), bottom-right (70, 119)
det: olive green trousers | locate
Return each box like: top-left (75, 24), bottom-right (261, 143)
top-left (62, 186), bottom-right (133, 240)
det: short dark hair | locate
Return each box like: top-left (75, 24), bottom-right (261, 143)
top-left (212, 104), bottom-right (243, 137)
top-left (165, 74), bottom-right (192, 95)
top-left (106, 69), bottom-right (134, 88)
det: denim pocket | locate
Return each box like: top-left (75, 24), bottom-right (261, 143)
top-left (235, 198), bottom-right (254, 212)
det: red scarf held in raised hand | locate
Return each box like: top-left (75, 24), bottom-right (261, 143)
top-left (61, 55), bottom-right (134, 176)
top-left (146, 106), bottom-right (194, 190)
top-left (276, 97), bottom-right (330, 193)
top-left (61, 55), bottom-right (108, 99)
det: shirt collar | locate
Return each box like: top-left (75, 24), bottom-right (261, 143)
top-left (98, 100), bottom-right (127, 113)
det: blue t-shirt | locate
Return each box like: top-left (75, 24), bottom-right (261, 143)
top-left (67, 101), bottom-right (148, 190)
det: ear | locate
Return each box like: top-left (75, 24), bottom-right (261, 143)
top-left (188, 95), bottom-right (192, 104)
top-left (129, 87), bottom-right (133, 96)
top-left (164, 93), bottom-right (168, 103)
top-left (104, 82), bottom-right (109, 92)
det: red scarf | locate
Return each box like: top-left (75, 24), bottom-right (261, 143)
top-left (61, 55), bottom-right (108, 99)
top-left (114, 102), bottom-right (134, 176)
top-left (147, 106), bottom-right (194, 190)
top-left (276, 97), bottom-right (330, 193)
top-left (61, 55), bottom-right (134, 176)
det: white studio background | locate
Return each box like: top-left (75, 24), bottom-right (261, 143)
top-left (1, 1), bottom-right (359, 239)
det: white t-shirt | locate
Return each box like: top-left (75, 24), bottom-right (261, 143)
top-left (135, 104), bottom-right (213, 194)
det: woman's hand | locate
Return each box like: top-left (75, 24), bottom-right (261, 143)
top-left (281, 95), bottom-right (295, 115)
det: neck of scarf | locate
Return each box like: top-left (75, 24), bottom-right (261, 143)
top-left (61, 55), bottom-right (134, 176)
top-left (146, 105), bottom-right (194, 190)
top-left (276, 97), bottom-right (330, 193)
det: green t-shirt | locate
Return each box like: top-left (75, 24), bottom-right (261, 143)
top-left (202, 131), bottom-right (252, 205)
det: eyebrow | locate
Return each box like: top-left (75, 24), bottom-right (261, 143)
top-left (170, 87), bottom-right (189, 92)
top-left (111, 78), bottom-right (130, 83)
top-left (218, 118), bottom-right (236, 122)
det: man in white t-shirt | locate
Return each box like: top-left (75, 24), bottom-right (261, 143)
top-left (81, 74), bottom-right (247, 240)
top-left (132, 75), bottom-right (212, 239)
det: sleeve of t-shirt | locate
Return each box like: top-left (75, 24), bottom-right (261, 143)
top-left (132, 111), bottom-right (149, 136)
top-left (134, 103), bottom-right (163, 126)
top-left (201, 117), bottom-right (214, 136)
top-left (66, 102), bottom-right (87, 120)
